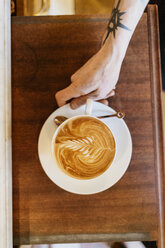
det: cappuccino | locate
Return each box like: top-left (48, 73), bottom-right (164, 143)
top-left (54, 116), bottom-right (115, 179)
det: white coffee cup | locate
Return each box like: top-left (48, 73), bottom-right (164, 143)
top-left (51, 99), bottom-right (116, 180)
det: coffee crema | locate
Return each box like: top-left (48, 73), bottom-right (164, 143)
top-left (54, 116), bottom-right (115, 179)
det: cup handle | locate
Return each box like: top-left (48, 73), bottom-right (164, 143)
top-left (85, 99), bottom-right (93, 115)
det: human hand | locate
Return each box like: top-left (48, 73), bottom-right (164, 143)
top-left (55, 0), bottom-right (149, 110)
top-left (55, 44), bottom-right (123, 109)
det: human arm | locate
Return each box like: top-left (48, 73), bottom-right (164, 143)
top-left (55, 0), bottom-right (149, 109)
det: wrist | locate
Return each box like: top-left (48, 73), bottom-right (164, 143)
top-left (100, 35), bottom-right (127, 68)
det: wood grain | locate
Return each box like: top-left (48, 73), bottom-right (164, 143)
top-left (0, 1), bottom-right (12, 248)
top-left (147, 5), bottom-right (165, 248)
top-left (11, 7), bottom-right (164, 246)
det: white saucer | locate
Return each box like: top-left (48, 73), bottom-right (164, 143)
top-left (38, 102), bottom-right (132, 195)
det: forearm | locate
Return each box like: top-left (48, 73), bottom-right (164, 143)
top-left (101, 0), bottom-right (149, 62)
top-left (56, 0), bottom-right (150, 108)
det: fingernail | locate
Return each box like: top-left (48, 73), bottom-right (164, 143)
top-left (110, 91), bottom-right (115, 97)
top-left (104, 100), bottom-right (109, 105)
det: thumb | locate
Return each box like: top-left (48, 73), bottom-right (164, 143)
top-left (55, 84), bottom-right (81, 107)
top-left (70, 95), bottom-right (93, 109)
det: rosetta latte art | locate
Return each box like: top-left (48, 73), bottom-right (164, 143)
top-left (54, 116), bottom-right (116, 179)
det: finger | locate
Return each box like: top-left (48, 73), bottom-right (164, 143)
top-left (106, 89), bottom-right (115, 98)
top-left (55, 84), bottom-right (81, 107)
top-left (70, 93), bottom-right (96, 109)
top-left (98, 99), bottom-right (109, 105)
top-left (70, 89), bottom-right (116, 109)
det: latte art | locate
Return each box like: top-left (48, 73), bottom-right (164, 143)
top-left (54, 116), bottom-right (116, 179)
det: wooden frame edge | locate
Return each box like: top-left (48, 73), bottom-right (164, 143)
top-left (14, 233), bottom-right (151, 245)
top-left (147, 4), bottom-right (165, 248)
top-left (0, 0), bottom-right (12, 248)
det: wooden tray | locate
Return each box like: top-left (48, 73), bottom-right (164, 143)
top-left (11, 5), bottom-right (165, 247)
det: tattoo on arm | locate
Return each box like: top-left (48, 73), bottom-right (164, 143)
top-left (103, 0), bottom-right (131, 45)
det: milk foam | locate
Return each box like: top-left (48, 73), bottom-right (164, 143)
top-left (54, 116), bottom-right (115, 179)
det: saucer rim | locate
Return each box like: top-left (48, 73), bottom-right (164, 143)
top-left (38, 102), bottom-right (132, 195)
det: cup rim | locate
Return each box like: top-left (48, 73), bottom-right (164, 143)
top-left (51, 114), bottom-right (116, 179)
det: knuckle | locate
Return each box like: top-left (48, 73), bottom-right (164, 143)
top-left (69, 83), bottom-right (78, 93)
top-left (94, 88), bottom-right (105, 99)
